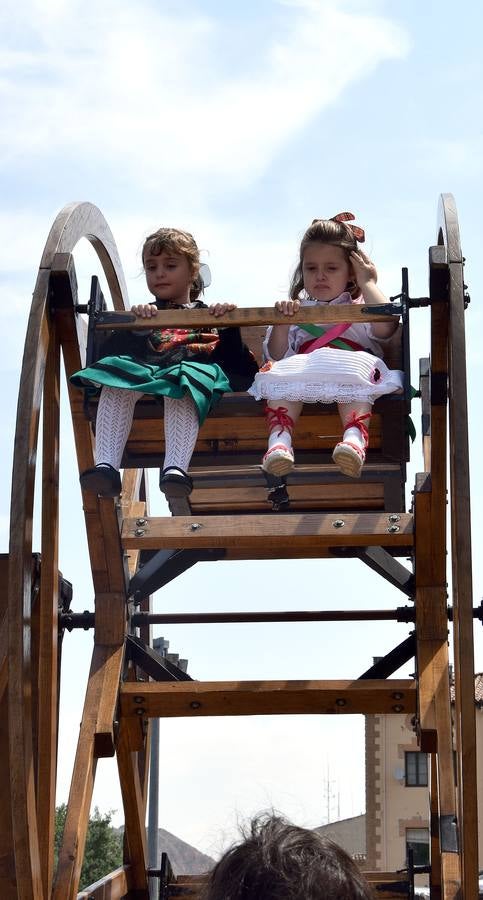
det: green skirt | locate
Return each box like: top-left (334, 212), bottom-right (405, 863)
top-left (70, 355), bottom-right (231, 425)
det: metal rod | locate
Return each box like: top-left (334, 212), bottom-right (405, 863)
top-left (132, 608), bottom-right (416, 625)
top-left (59, 605), bottom-right (483, 630)
top-left (147, 637), bottom-right (163, 900)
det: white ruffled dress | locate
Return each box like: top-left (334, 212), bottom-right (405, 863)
top-left (247, 292), bottom-right (404, 404)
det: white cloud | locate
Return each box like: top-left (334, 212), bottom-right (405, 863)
top-left (0, 1), bottom-right (409, 186)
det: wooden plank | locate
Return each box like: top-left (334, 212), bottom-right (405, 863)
top-left (8, 271), bottom-right (51, 900)
top-left (0, 675), bottom-right (16, 896)
top-left (121, 512), bottom-right (413, 552)
top-left (96, 303), bottom-right (396, 329)
top-left (410, 222), bottom-right (462, 900)
top-left (189, 489), bottom-right (384, 513)
top-left (93, 644), bottom-right (125, 759)
top-left (430, 754), bottom-right (442, 897)
top-left (447, 251), bottom-right (478, 896)
top-left (0, 555), bottom-right (8, 702)
top-left (76, 865), bottom-right (133, 899)
top-left (116, 719), bottom-right (149, 893)
top-left (125, 411), bottom-right (383, 449)
top-left (164, 870), bottom-right (408, 900)
top-left (120, 679), bottom-right (416, 718)
top-left (37, 313), bottom-right (61, 898)
top-left (53, 644), bottom-right (123, 900)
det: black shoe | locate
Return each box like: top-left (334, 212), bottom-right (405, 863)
top-left (79, 464), bottom-right (121, 497)
top-left (159, 467), bottom-right (193, 498)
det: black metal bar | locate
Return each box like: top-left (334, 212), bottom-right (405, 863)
top-left (125, 635), bottom-right (193, 682)
top-left (128, 548), bottom-right (225, 601)
top-left (60, 610), bottom-right (95, 631)
top-left (333, 546), bottom-right (415, 596)
top-left (132, 607), bottom-right (416, 626)
top-left (359, 634), bottom-right (416, 680)
top-left (60, 604), bottom-right (483, 631)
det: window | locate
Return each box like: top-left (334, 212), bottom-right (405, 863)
top-left (406, 828), bottom-right (430, 867)
top-left (405, 751), bottom-right (428, 787)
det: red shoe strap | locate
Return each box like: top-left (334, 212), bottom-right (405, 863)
top-left (264, 405), bottom-right (294, 437)
top-left (343, 411), bottom-right (371, 448)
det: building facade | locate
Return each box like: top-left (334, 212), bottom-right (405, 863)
top-left (365, 674), bottom-right (483, 873)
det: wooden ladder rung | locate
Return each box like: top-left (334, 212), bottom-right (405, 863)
top-left (120, 679), bottom-right (416, 719)
top-left (121, 512), bottom-right (413, 554)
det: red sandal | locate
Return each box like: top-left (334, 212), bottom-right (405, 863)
top-left (332, 412), bottom-right (371, 479)
top-left (262, 406), bottom-right (295, 476)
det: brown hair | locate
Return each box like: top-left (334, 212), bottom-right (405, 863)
top-left (142, 227), bottom-right (203, 301)
top-left (203, 814), bottom-right (374, 900)
top-left (289, 219), bottom-right (360, 301)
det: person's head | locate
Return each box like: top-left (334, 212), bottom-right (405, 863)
top-left (142, 227), bottom-right (203, 305)
top-left (290, 217), bottom-right (363, 303)
top-left (203, 814), bottom-right (374, 900)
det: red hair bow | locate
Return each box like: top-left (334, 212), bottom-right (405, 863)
top-left (330, 211), bottom-right (365, 243)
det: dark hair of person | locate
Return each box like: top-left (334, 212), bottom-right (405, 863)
top-left (142, 226), bottom-right (203, 301)
top-left (202, 814), bottom-right (374, 900)
top-left (289, 219), bottom-right (360, 302)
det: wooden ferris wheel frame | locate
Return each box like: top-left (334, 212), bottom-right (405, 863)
top-left (2, 195), bottom-right (478, 899)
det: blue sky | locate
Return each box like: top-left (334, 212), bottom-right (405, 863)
top-left (1, 0), bottom-right (482, 859)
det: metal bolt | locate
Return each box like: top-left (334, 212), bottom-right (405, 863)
top-left (332, 519), bottom-right (345, 529)
top-left (388, 514), bottom-right (400, 523)
top-left (136, 517), bottom-right (146, 526)
top-left (392, 704), bottom-right (404, 713)
top-left (190, 701), bottom-right (201, 709)
top-left (392, 692), bottom-right (403, 700)
top-left (134, 528), bottom-right (145, 537)
top-left (134, 696), bottom-right (145, 704)
top-left (190, 523), bottom-right (202, 531)
top-left (335, 698), bottom-right (347, 707)
top-left (387, 525), bottom-right (400, 533)
top-left (135, 708), bottom-right (145, 716)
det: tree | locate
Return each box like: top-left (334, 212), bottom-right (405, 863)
top-left (55, 804), bottom-right (123, 889)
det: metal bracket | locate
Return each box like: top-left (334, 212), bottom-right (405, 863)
top-left (125, 635), bottom-right (193, 682)
top-left (359, 634), bottom-right (416, 680)
top-left (128, 547), bottom-right (225, 601)
top-left (263, 472), bottom-right (290, 511)
top-left (440, 815), bottom-right (459, 853)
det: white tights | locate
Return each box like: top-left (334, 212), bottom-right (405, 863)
top-left (95, 387), bottom-right (200, 473)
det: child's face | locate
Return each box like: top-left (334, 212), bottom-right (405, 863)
top-left (144, 249), bottom-right (194, 304)
top-left (302, 242), bottom-right (351, 302)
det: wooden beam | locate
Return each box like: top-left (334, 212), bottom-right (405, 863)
top-left (37, 313), bottom-right (61, 898)
top-left (8, 272), bottom-right (51, 900)
top-left (76, 865), bottom-right (133, 899)
top-left (53, 645), bottom-right (123, 900)
top-left (120, 679), bottom-right (416, 719)
top-left (116, 720), bottom-right (149, 893)
top-left (121, 512), bottom-right (413, 553)
top-left (95, 303), bottom-right (396, 330)
top-left (448, 254), bottom-right (478, 896)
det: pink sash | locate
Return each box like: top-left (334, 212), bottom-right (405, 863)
top-left (299, 322), bottom-right (350, 354)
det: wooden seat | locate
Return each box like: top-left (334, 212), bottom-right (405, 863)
top-left (87, 319), bottom-right (410, 514)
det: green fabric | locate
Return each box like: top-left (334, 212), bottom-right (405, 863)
top-left (70, 356), bottom-right (230, 425)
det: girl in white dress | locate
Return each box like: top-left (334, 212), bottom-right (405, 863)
top-left (248, 213), bottom-right (404, 478)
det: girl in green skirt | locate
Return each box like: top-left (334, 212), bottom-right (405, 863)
top-left (71, 227), bottom-right (257, 499)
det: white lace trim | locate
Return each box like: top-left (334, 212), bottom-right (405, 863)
top-left (248, 380), bottom-right (401, 403)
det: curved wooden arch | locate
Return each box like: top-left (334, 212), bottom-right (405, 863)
top-left (7, 203), bottom-right (130, 900)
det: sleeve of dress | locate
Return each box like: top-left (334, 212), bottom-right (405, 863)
top-left (262, 325), bottom-right (298, 361)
